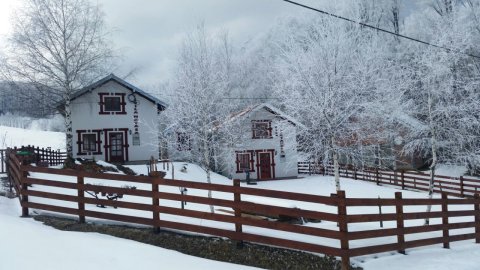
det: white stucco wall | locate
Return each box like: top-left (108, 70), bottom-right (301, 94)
top-left (71, 80), bottom-right (159, 162)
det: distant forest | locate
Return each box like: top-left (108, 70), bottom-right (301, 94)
top-left (0, 82), bottom-right (59, 118)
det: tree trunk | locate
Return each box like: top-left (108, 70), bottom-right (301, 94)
top-left (64, 97), bottom-right (73, 158)
top-left (425, 92), bottom-right (437, 225)
top-left (334, 150), bottom-right (341, 191)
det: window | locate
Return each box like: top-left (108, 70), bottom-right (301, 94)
top-left (176, 132), bottom-right (191, 151)
top-left (77, 130), bottom-right (102, 156)
top-left (82, 134), bottom-right (97, 152)
top-left (238, 153), bottom-right (250, 171)
top-left (104, 97), bottom-right (121, 112)
top-left (99, 93), bottom-right (126, 114)
top-left (252, 120), bottom-right (272, 139)
top-left (236, 151), bottom-right (254, 173)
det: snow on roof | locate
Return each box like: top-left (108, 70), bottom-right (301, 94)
top-left (70, 74), bottom-right (168, 110)
top-left (227, 103), bottom-right (305, 128)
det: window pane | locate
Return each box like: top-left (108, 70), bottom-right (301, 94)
top-left (238, 153), bottom-right (250, 171)
top-left (82, 134), bottom-right (97, 152)
top-left (104, 97), bottom-right (121, 112)
top-left (252, 121), bottom-right (271, 138)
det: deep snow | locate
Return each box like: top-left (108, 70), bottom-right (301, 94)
top-left (0, 196), bottom-right (260, 270)
top-left (2, 125), bottom-right (480, 270)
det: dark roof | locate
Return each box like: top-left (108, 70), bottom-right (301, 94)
top-left (71, 74), bottom-right (168, 110)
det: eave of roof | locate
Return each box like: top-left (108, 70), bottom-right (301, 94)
top-left (227, 103), bottom-right (305, 129)
top-left (71, 74), bottom-right (168, 110)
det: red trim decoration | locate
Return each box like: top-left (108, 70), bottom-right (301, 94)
top-left (76, 129), bottom-right (102, 156)
top-left (98, 92), bottom-right (127, 115)
top-left (255, 149), bottom-right (275, 180)
top-left (103, 128), bottom-right (129, 162)
top-left (252, 120), bottom-right (273, 139)
top-left (235, 150), bottom-right (255, 173)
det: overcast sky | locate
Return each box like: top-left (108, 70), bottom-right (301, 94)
top-left (0, 0), bottom-right (416, 89)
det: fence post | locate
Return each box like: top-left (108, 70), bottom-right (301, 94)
top-left (395, 192), bottom-right (405, 254)
top-left (233, 179), bottom-right (244, 248)
top-left (378, 196), bottom-right (383, 228)
top-left (375, 168), bottom-right (379, 185)
top-left (78, 175), bottom-right (85, 223)
top-left (401, 171), bottom-right (405, 190)
top-left (353, 167), bottom-right (357, 180)
top-left (21, 166), bottom-right (29, 217)
top-left (460, 176), bottom-right (464, 197)
top-left (152, 176), bottom-right (160, 233)
top-left (441, 193), bottom-right (449, 249)
top-left (475, 193), bottom-right (480, 244)
top-left (336, 190), bottom-right (350, 270)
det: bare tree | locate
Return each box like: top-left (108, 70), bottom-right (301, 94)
top-left (2, 0), bottom-right (115, 157)
top-left (164, 23), bottom-right (235, 213)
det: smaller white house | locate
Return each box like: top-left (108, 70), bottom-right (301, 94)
top-left (68, 74), bottom-right (167, 163)
top-left (218, 104), bottom-right (303, 181)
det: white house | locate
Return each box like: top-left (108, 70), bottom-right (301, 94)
top-left (218, 104), bottom-right (303, 181)
top-left (68, 74), bottom-right (167, 163)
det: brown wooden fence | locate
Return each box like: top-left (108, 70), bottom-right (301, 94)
top-left (298, 161), bottom-right (480, 198)
top-left (7, 153), bottom-right (480, 270)
top-left (1, 146), bottom-right (67, 172)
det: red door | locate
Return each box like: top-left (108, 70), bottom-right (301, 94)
top-left (109, 132), bottom-right (124, 163)
top-left (259, 152), bottom-right (272, 179)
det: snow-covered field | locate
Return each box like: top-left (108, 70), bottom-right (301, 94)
top-left (0, 196), bottom-right (260, 270)
top-left (0, 125), bottom-right (65, 150)
top-left (1, 126), bottom-right (480, 270)
top-left (13, 162), bottom-right (480, 270)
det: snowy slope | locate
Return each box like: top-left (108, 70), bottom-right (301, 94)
top-left (0, 196), bottom-right (261, 270)
top-left (0, 125), bottom-right (65, 150)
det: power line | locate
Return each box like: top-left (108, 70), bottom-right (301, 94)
top-left (281, 0), bottom-right (480, 59)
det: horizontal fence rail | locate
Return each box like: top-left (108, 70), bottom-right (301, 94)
top-left (6, 153), bottom-right (480, 270)
top-left (4, 146), bottom-right (67, 169)
top-left (298, 161), bottom-right (480, 198)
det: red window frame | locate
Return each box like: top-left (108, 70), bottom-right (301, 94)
top-left (252, 120), bottom-right (272, 139)
top-left (99, 93), bottom-right (126, 115)
top-left (82, 133), bottom-right (97, 152)
top-left (76, 129), bottom-right (102, 156)
top-left (235, 150), bottom-right (254, 173)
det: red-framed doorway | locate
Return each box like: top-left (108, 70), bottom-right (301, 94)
top-left (255, 149), bottom-right (275, 180)
top-left (104, 128), bottom-right (129, 163)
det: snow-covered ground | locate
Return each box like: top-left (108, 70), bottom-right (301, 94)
top-left (0, 125), bottom-right (65, 150)
top-left (2, 126), bottom-right (480, 270)
top-left (0, 196), bottom-right (260, 270)
top-left (16, 161), bottom-right (480, 270)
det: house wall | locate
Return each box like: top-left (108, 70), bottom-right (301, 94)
top-left (71, 80), bottom-right (159, 162)
top-left (220, 108), bottom-right (299, 180)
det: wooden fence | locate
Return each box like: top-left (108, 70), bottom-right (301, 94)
top-left (298, 161), bottom-right (480, 198)
top-left (1, 146), bottom-right (67, 173)
top-left (7, 152), bottom-right (480, 269)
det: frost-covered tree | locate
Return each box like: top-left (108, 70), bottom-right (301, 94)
top-left (164, 23), bottom-right (236, 213)
top-left (402, 1), bottom-right (480, 223)
top-left (2, 0), bottom-right (115, 157)
top-left (271, 9), bottom-right (394, 190)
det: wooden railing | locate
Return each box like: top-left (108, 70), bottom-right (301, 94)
top-left (7, 153), bottom-right (480, 270)
top-left (298, 161), bottom-right (480, 198)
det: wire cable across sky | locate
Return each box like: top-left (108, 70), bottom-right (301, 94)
top-left (281, 0), bottom-right (480, 59)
